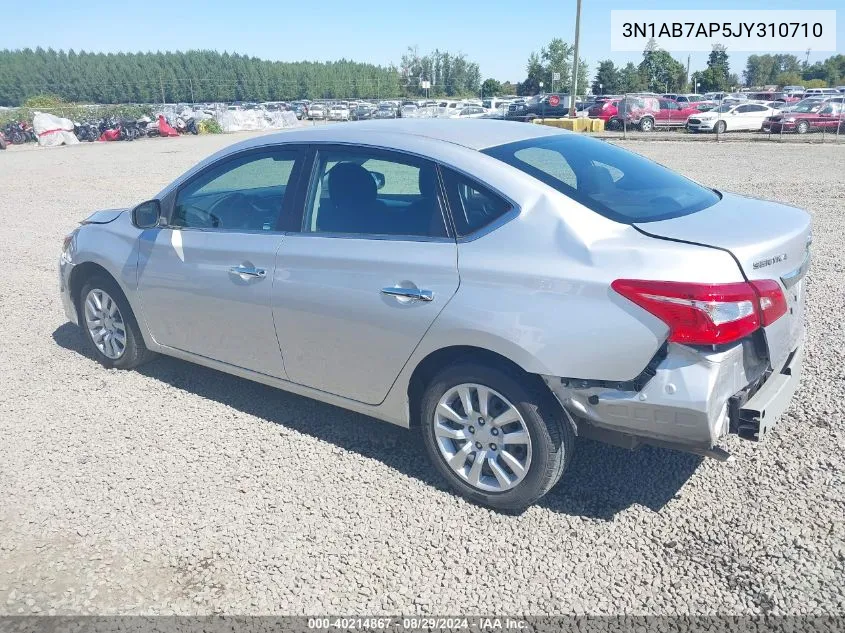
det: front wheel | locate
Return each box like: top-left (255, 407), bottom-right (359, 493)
top-left (796, 120), bottom-right (810, 134)
top-left (78, 275), bottom-right (155, 369)
top-left (420, 362), bottom-right (574, 511)
top-left (715, 120), bottom-right (727, 134)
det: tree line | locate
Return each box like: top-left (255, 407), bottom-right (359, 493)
top-left (0, 49), bottom-right (411, 106)
top-left (591, 40), bottom-right (844, 95)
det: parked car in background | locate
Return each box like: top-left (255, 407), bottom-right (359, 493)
top-left (328, 105), bottom-right (351, 121)
top-left (587, 98), bottom-right (620, 125)
top-left (309, 103), bottom-right (327, 120)
top-left (350, 105), bottom-right (374, 121)
top-left (449, 106), bottom-right (490, 119)
top-left (687, 102), bottom-right (777, 133)
top-left (506, 93), bottom-right (571, 122)
top-left (804, 88), bottom-right (841, 98)
top-left (663, 93), bottom-right (705, 105)
top-left (372, 104), bottom-right (397, 119)
top-left (60, 119), bottom-right (811, 510)
top-left (400, 104), bottom-right (418, 118)
top-left (766, 101), bottom-right (845, 134)
top-left (650, 99), bottom-right (701, 129)
top-left (782, 85), bottom-right (805, 94)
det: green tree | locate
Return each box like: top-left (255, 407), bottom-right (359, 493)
top-left (639, 39), bottom-right (686, 92)
top-left (481, 78), bottom-right (502, 97)
top-left (592, 60), bottom-right (621, 94)
top-left (619, 62), bottom-right (646, 93)
top-left (518, 38), bottom-right (588, 96)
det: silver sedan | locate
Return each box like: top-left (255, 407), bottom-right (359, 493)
top-left (59, 120), bottom-right (810, 510)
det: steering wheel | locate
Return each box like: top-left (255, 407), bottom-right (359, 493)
top-left (206, 192), bottom-right (263, 230)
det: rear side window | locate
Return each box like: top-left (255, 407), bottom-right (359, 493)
top-left (442, 169), bottom-right (512, 237)
top-left (482, 135), bottom-right (720, 223)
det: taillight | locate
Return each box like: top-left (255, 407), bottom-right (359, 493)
top-left (750, 279), bottom-right (788, 325)
top-left (611, 279), bottom-right (787, 345)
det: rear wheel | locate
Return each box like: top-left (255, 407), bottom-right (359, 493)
top-left (78, 275), bottom-right (155, 369)
top-left (420, 362), bottom-right (574, 511)
top-left (524, 114), bottom-right (537, 124)
top-left (639, 117), bottom-right (654, 132)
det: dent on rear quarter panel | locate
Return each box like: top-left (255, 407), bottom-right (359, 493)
top-left (429, 192), bottom-right (745, 383)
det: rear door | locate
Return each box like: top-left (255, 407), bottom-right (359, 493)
top-left (272, 146), bottom-right (459, 405)
top-left (137, 147), bottom-right (304, 378)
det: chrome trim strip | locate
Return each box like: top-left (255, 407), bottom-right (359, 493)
top-left (781, 251), bottom-right (810, 290)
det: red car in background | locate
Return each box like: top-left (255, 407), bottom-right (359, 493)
top-left (588, 98), bottom-right (620, 125)
top-left (767, 100), bottom-right (845, 134)
top-left (643, 98), bottom-right (701, 130)
top-left (587, 96), bottom-right (700, 131)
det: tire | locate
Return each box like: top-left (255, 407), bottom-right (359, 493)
top-left (796, 120), bottom-right (810, 134)
top-left (715, 120), bottom-right (727, 134)
top-left (0, 136), bottom-right (6, 150)
top-left (524, 114), bottom-right (537, 124)
top-left (78, 275), bottom-right (156, 370)
top-left (11, 131), bottom-right (24, 144)
top-left (639, 117), bottom-right (654, 132)
top-left (420, 361), bottom-right (574, 512)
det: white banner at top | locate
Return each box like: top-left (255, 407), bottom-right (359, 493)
top-left (610, 10), bottom-right (837, 52)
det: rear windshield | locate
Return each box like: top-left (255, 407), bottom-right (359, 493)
top-left (481, 135), bottom-right (720, 223)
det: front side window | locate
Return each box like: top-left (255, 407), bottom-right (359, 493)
top-left (482, 135), bottom-right (720, 223)
top-left (172, 149), bottom-right (299, 231)
top-left (303, 150), bottom-right (448, 238)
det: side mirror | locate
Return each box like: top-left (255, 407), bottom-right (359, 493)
top-left (369, 171), bottom-right (386, 190)
top-left (131, 199), bottom-right (161, 228)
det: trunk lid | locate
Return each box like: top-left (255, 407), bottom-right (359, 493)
top-left (635, 192), bottom-right (811, 370)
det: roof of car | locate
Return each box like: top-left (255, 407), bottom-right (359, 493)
top-left (237, 119), bottom-right (564, 151)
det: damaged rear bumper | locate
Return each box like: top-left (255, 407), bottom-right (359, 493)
top-left (543, 333), bottom-right (804, 452)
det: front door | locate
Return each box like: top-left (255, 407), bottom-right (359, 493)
top-left (137, 147), bottom-right (303, 378)
top-left (273, 147), bottom-right (459, 404)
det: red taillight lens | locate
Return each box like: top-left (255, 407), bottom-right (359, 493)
top-left (750, 279), bottom-right (788, 325)
top-left (611, 279), bottom-right (787, 345)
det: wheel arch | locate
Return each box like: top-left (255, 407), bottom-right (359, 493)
top-left (69, 261), bottom-right (118, 314)
top-left (406, 345), bottom-right (565, 430)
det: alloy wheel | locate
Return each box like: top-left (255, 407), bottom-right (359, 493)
top-left (433, 383), bottom-right (533, 493)
top-left (84, 289), bottom-right (126, 360)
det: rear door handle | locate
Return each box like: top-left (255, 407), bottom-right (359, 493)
top-left (381, 286), bottom-right (434, 302)
top-left (229, 265), bottom-right (266, 279)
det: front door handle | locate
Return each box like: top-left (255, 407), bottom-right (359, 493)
top-left (229, 265), bottom-right (266, 279)
top-left (381, 286), bottom-right (434, 302)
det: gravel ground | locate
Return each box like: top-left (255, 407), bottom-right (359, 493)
top-left (0, 133), bottom-right (843, 616)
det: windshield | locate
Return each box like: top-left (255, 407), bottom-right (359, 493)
top-left (482, 135), bottom-right (720, 223)
top-left (793, 102), bottom-right (823, 113)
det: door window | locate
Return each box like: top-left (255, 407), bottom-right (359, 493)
top-left (172, 150), bottom-right (300, 231)
top-left (441, 169), bottom-right (513, 237)
top-left (303, 149), bottom-right (448, 238)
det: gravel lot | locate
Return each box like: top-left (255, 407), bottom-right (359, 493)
top-left (0, 133), bottom-right (843, 616)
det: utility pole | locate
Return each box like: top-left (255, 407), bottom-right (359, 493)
top-left (160, 74), bottom-right (165, 105)
top-left (568, 0), bottom-right (582, 118)
top-left (805, 48), bottom-right (811, 66)
top-left (189, 78), bottom-right (195, 104)
top-left (687, 55), bottom-right (690, 88)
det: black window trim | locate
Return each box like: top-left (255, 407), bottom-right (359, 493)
top-left (161, 145), bottom-right (307, 234)
top-left (439, 165), bottom-right (519, 243)
top-left (289, 143), bottom-right (455, 243)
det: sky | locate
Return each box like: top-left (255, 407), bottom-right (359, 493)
top-left (4, 0), bottom-right (842, 83)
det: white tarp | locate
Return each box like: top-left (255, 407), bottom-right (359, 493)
top-left (216, 109), bottom-right (302, 132)
top-left (32, 111), bottom-right (79, 147)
